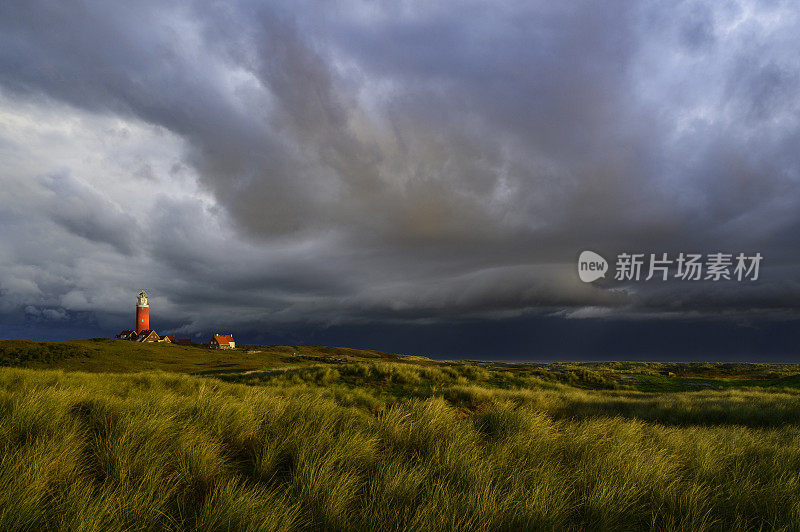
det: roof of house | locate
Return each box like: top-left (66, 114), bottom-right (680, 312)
top-left (137, 330), bottom-right (160, 341)
top-left (212, 334), bottom-right (235, 346)
top-left (161, 334), bottom-right (175, 341)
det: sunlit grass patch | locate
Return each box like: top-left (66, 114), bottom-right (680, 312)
top-left (1, 363), bottom-right (800, 529)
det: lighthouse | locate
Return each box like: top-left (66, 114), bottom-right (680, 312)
top-left (136, 289), bottom-right (149, 333)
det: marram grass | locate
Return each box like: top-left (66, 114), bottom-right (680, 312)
top-left (1, 366), bottom-right (800, 530)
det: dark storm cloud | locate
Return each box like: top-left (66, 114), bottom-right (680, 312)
top-left (39, 171), bottom-right (138, 255)
top-left (0, 0), bottom-right (799, 352)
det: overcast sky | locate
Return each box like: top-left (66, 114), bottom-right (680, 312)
top-left (1, 1), bottom-right (799, 360)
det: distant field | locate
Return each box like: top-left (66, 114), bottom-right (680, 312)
top-left (1, 339), bottom-right (800, 529)
top-left (0, 339), bottom-right (415, 374)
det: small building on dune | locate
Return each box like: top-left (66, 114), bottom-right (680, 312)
top-left (115, 330), bottom-right (136, 341)
top-left (209, 334), bottom-right (235, 350)
top-left (176, 338), bottom-right (192, 345)
top-left (137, 330), bottom-right (161, 343)
top-left (159, 334), bottom-right (175, 343)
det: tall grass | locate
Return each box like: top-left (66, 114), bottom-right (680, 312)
top-left (1, 367), bottom-right (800, 530)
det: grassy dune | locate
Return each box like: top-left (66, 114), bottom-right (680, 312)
top-left (1, 341), bottom-right (800, 529)
top-left (0, 339), bottom-right (410, 374)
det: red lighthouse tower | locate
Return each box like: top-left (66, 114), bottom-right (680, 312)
top-left (136, 289), bottom-right (149, 333)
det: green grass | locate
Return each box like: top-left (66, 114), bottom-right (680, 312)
top-left (1, 340), bottom-right (800, 529)
top-left (0, 339), bottom-right (419, 374)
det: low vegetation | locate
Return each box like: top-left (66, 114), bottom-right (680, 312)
top-left (1, 339), bottom-right (800, 529)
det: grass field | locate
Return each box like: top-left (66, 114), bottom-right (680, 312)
top-left (1, 339), bottom-right (800, 530)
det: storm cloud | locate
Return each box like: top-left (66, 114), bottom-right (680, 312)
top-left (1, 0), bottom-right (799, 359)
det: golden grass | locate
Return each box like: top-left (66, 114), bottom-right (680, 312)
top-left (1, 366), bottom-right (800, 530)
